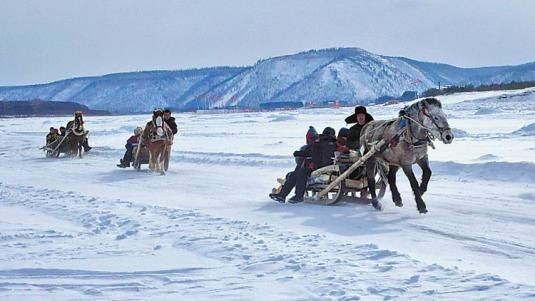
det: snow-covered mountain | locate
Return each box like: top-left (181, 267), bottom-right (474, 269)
top-left (1, 47), bottom-right (534, 113)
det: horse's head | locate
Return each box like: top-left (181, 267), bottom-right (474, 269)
top-left (73, 111), bottom-right (84, 132)
top-left (152, 109), bottom-right (165, 137)
top-left (418, 98), bottom-right (454, 144)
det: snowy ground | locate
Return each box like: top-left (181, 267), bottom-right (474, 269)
top-left (1, 88), bottom-right (535, 300)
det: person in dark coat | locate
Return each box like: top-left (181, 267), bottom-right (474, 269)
top-left (46, 127), bottom-right (59, 145)
top-left (163, 109), bottom-right (178, 135)
top-left (286, 127), bottom-right (337, 204)
top-left (336, 127), bottom-right (350, 153)
top-left (269, 126), bottom-right (318, 203)
top-left (117, 127), bottom-right (143, 168)
top-left (345, 106), bottom-right (374, 150)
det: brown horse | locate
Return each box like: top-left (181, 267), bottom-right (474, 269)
top-left (64, 113), bottom-right (87, 158)
top-left (360, 98), bottom-right (454, 213)
top-left (49, 114), bottom-right (87, 158)
top-left (143, 111), bottom-right (173, 175)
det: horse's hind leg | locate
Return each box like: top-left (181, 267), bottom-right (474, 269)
top-left (401, 164), bottom-right (427, 214)
top-left (366, 158), bottom-right (382, 210)
top-left (416, 155), bottom-right (432, 196)
top-left (388, 165), bottom-right (403, 207)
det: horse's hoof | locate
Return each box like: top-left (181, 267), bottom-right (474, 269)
top-left (394, 201), bottom-right (403, 207)
top-left (418, 207), bottom-right (428, 214)
top-left (372, 199), bottom-right (383, 211)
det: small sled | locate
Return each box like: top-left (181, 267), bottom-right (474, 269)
top-left (272, 140), bottom-right (387, 205)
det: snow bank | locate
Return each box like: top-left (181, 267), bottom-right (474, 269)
top-left (513, 123), bottom-right (535, 136)
top-left (432, 161), bottom-right (535, 182)
top-left (269, 114), bottom-right (297, 122)
top-left (474, 107), bottom-right (500, 115)
top-left (452, 128), bottom-right (470, 138)
top-left (476, 154), bottom-right (500, 161)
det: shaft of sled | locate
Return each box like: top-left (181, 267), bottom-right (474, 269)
top-left (316, 139), bottom-right (385, 199)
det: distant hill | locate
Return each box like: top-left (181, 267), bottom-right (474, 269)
top-left (0, 99), bottom-right (110, 116)
top-left (1, 47), bottom-right (534, 113)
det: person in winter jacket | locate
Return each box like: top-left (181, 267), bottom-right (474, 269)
top-left (46, 127), bottom-right (59, 145)
top-left (345, 106), bottom-right (374, 150)
top-left (272, 127), bottom-right (337, 204)
top-left (117, 127), bottom-right (143, 168)
top-left (269, 126), bottom-right (318, 203)
top-left (336, 127), bottom-right (350, 153)
top-left (163, 109), bottom-right (178, 135)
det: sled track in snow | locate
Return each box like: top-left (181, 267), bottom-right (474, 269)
top-left (1, 183), bottom-right (534, 300)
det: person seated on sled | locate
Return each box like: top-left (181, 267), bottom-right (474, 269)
top-left (336, 127), bottom-right (351, 153)
top-left (65, 111), bottom-right (92, 152)
top-left (345, 106), bottom-right (374, 151)
top-left (163, 109), bottom-right (178, 135)
top-left (59, 126), bottom-right (67, 137)
top-left (271, 127), bottom-right (337, 204)
top-left (269, 126), bottom-right (318, 203)
top-left (46, 127), bottom-right (59, 145)
top-left (117, 127), bottom-right (143, 168)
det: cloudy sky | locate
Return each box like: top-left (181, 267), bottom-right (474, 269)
top-left (1, 0), bottom-right (534, 85)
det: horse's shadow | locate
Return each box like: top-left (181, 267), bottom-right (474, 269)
top-left (255, 198), bottom-right (412, 237)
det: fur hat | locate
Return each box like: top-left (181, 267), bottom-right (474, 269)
top-left (134, 127), bottom-right (143, 135)
top-left (345, 106), bottom-right (374, 124)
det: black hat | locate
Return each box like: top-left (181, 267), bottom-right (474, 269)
top-left (163, 108), bottom-right (171, 113)
top-left (338, 127), bottom-right (349, 138)
top-left (322, 126), bottom-right (336, 136)
top-left (345, 106), bottom-right (373, 124)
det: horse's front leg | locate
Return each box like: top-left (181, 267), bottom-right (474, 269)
top-left (416, 155), bottom-right (432, 196)
top-left (387, 165), bottom-right (402, 207)
top-left (366, 158), bottom-right (382, 210)
top-left (401, 164), bottom-right (427, 214)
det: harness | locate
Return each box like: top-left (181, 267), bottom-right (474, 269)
top-left (402, 114), bottom-right (435, 150)
top-left (70, 116), bottom-right (86, 136)
top-left (148, 116), bottom-right (170, 142)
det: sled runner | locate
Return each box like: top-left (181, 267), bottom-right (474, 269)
top-left (306, 140), bottom-right (387, 205)
top-left (132, 140), bottom-right (150, 171)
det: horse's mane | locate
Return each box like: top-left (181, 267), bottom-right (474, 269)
top-left (401, 97), bottom-right (442, 115)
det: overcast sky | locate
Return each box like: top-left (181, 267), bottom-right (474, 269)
top-left (1, 0), bottom-right (534, 86)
